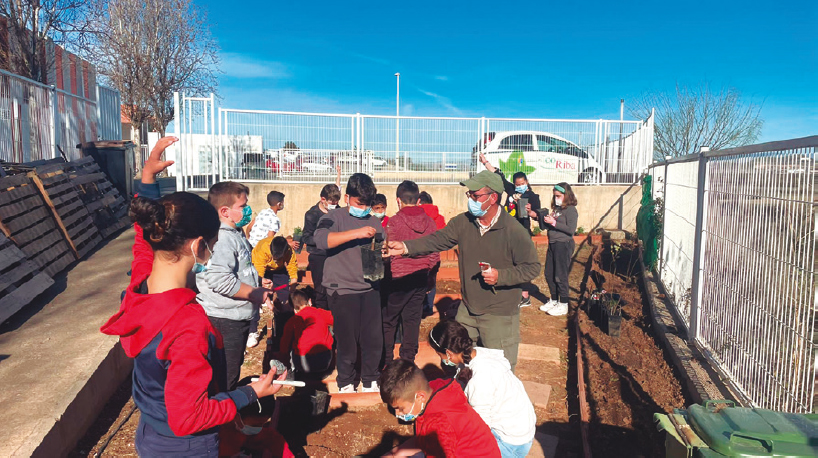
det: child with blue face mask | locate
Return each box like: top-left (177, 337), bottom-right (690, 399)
top-left (428, 320), bottom-right (536, 458)
top-left (314, 173), bottom-right (386, 393)
top-left (378, 358), bottom-right (500, 457)
top-left (219, 376), bottom-right (294, 457)
top-left (196, 181), bottom-right (273, 391)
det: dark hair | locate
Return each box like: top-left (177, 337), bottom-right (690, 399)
top-left (320, 184), bottom-right (341, 201)
top-left (512, 172), bottom-right (528, 183)
top-left (130, 192), bottom-right (220, 255)
top-left (378, 358), bottom-right (428, 404)
top-left (345, 173), bottom-right (377, 206)
top-left (419, 191), bottom-right (433, 205)
top-left (290, 288), bottom-right (311, 310)
top-left (208, 181), bottom-right (249, 210)
top-left (396, 180), bottom-right (420, 205)
top-left (428, 320), bottom-right (475, 384)
top-left (236, 375), bottom-right (277, 418)
top-left (372, 193), bottom-right (387, 208)
top-left (552, 182), bottom-right (578, 209)
top-left (267, 191), bottom-right (285, 207)
top-left (271, 236), bottom-right (290, 260)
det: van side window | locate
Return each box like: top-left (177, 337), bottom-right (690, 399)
top-left (499, 134), bottom-right (533, 151)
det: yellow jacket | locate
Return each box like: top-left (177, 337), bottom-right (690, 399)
top-left (252, 236), bottom-right (298, 281)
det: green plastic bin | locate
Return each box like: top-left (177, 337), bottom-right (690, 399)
top-left (656, 400), bottom-right (818, 457)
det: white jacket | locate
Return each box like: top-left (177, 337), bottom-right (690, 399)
top-left (465, 347), bottom-right (536, 445)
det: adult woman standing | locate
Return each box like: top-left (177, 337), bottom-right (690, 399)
top-left (529, 182), bottom-right (577, 316)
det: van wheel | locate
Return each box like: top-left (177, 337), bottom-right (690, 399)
top-left (580, 169), bottom-right (602, 184)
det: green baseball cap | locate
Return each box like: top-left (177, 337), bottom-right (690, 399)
top-left (460, 170), bottom-right (505, 194)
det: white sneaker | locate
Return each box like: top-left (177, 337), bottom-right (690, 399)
top-left (539, 299), bottom-right (559, 313)
top-left (548, 302), bottom-right (569, 316)
top-left (338, 384), bottom-right (356, 394)
top-left (361, 381), bottom-right (380, 393)
top-left (246, 332), bottom-right (260, 348)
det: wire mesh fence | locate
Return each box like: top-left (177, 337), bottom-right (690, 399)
top-left (0, 69), bottom-right (121, 163)
top-left (649, 137), bottom-right (818, 413)
top-left (170, 92), bottom-right (654, 190)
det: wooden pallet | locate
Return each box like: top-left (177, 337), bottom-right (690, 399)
top-left (0, 175), bottom-right (75, 277)
top-left (32, 164), bottom-right (102, 260)
top-left (0, 232), bottom-right (54, 324)
top-left (65, 157), bottom-right (130, 238)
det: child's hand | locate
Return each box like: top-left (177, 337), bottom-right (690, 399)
top-left (543, 215), bottom-right (557, 226)
top-left (261, 278), bottom-right (273, 289)
top-left (356, 226), bottom-right (377, 240)
top-left (249, 366), bottom-right (288, 398)
top-left (142, 136), bottom-right (178, 184)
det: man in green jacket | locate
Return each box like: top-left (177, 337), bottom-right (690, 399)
top-left (387, 171), bottom-right (540, 370)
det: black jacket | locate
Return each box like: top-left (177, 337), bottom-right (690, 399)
top-left (493, 170), bottom-right (541, 235)
top-left (302, 203), bottom-right (327, 256)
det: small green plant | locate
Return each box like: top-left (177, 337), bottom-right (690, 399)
top-left (292, 226), bottom-right (303, 236)
top-left (575, 226), bottom-right (586, 235)
top-left (532, 226), bottom-right (543, 236)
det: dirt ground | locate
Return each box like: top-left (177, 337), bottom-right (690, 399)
top-left (71, 238), bottom-right (687, 457)
top-left (577, 240), bottom-right (691, 458)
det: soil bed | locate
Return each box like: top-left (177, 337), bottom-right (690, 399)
top-left (577, 239), bottom-right (691, 457)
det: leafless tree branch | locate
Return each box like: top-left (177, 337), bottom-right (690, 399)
top-left (629, 83), bottom-right (764, 160)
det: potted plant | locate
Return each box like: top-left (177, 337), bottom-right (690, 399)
top-left (292, 226), bottom-right (303, 254)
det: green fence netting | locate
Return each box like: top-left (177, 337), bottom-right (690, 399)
top-left (636, 174), bottom-right (660, 270)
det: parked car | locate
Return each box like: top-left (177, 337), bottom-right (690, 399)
top-left (472, 131), bottom-right (604, 184)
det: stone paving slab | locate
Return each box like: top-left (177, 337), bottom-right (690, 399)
top-left (527, 432), bottom-right (559, 458)
top-left (518, 343), bottom-right (561, 364)
top-left (0, 229), bottom-right (135, 457)
top-left (522, 381), bottom-right (552, 410)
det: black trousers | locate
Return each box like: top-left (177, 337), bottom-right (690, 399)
top-left (308, 253), bottom-right (329, 310)
top-left (329, 290), bottom-right (383, 388)
top-left (383, 271), bottom-right (428, 361)
top-left (208, 316), bottom-right (252, 391)
top-left (544, 240), bottom-right (574, 303)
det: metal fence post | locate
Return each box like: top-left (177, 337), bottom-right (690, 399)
top-left (173, 91), bottom-right (183, 192)
top-left (50, 85), bottom-right (59, 159)
top-left (658, 157), bottom-right (669, 279)
top-left (688, 147), bottom-right (710, 342)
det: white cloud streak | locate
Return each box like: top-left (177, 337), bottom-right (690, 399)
top-left (220, 52), bottom-right (291, 79)
top-left (418, 89), bottom-right (462, 114)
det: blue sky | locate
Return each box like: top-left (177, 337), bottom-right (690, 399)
top-left (203, 0), bottom-right (816, 142)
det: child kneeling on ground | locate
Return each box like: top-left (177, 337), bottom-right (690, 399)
top-left (277, 288), bottom-right (335, 377)
top-left (429, 320), bottom-right (536, 457)
top-left (378, 358), bottom-right (500, 457)
top-left (219, 376), bottom-right (294, 457)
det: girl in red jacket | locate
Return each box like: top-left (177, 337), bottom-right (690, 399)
top-left (101, 137), bottom-right (285, 457)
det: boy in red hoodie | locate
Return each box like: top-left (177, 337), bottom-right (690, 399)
top-left (379, 358), bottom-right (500, 457)
top-left (277, 288), bottom-right (335, 376)
top-left (384, 181), bottom-right (439, 361)
top-left (418, 191), bottom-right (446, 318)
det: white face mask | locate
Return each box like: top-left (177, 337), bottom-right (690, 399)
top-left (555, 197), bottom-right (563, 207)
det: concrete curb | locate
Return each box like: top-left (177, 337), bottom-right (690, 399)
top-left (636, 243), bottom-right (735, 404)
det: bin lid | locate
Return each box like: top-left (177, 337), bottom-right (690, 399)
top-left (686, 400), bottom-right (818, 457)
top-left (77, 141), bottom-right (136, 150)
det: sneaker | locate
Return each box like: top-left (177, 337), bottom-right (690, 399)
top-left (338, 384), bottom-right (356, 394)
top-left (519, 296), bottom-right (532, 308)
top-left (361, 381), bottom-right (380, 393)
top-left (548, 302), bottom-right (569, 316)
top-left (246, 332), bottom-right (260, 348)
top-left (539, 299), bottom-right (559, 313)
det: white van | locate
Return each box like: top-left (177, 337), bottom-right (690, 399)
top-left (473, 131), bottom-right (604, 184)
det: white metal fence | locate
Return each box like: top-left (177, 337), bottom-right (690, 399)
top-left (0, 68), bottom-right (122, 163)
top-left (170, 92), bottom-right (654, 190)
top-left (649, 136), bottom-right (818, 413)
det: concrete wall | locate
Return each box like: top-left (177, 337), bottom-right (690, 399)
top-left (241, 182), bottom-right (642, 237)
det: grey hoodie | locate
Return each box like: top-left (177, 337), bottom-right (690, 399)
top-left (196, 223), bottom-right (259, 321)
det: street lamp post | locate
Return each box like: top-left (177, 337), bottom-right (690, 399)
top-left (395, 72), bottom-right (400, 171)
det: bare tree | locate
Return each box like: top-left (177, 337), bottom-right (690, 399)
top-left (0, 0), bottom-right (95, 82)
top-left (91, 0), bottom-right (218, 136)
top-left (629, 84), bottom-right (763, 159)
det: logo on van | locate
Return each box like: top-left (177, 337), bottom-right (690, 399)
top-left (499, 151), bottom-right (535, 177)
